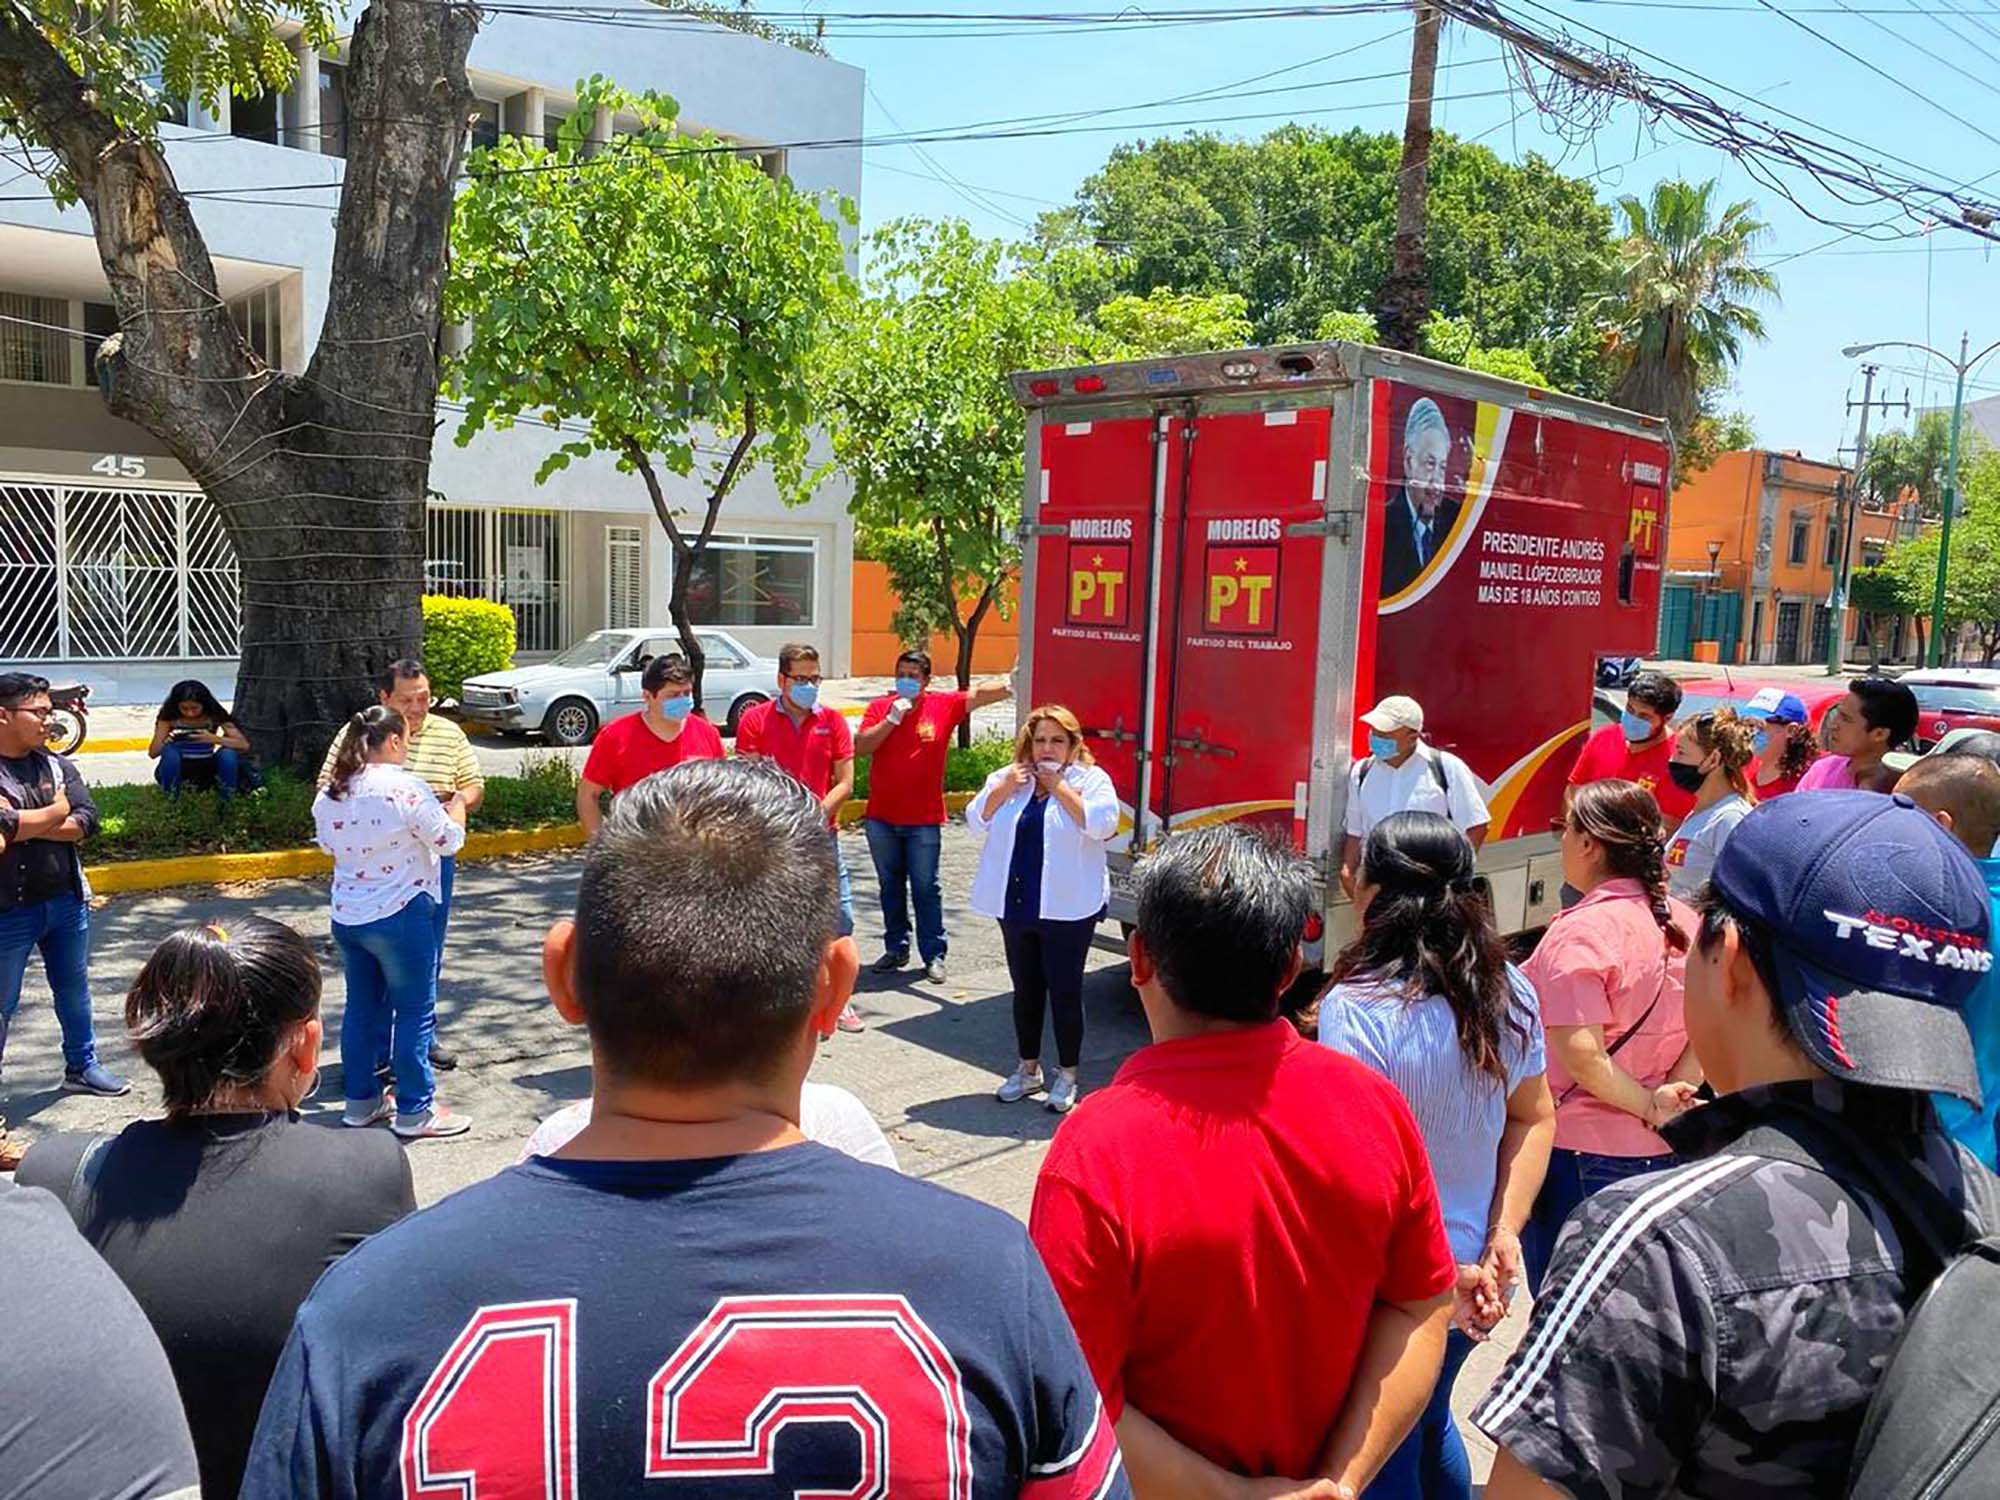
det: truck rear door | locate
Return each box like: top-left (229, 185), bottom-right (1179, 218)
top-left (1155, 403), bottom-right (1333, 847)
top-left (1026, 409), bottom-right (1177, 848)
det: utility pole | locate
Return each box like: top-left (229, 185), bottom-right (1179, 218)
top-left (1825, 364), bottom-right (1898, 674)
top-left (1378, 0), bottom-right (1441, 352)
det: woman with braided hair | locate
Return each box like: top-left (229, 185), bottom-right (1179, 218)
top-left (1518, 778), bottom-right (1702, 1292)
top-left (1318, 812), bottom-right (1554, 1500)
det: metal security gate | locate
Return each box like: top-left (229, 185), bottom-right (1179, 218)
top-left (606, 525), bottom-right (643, 629)
top-left (424, 506), bottom-right (573, 652)
top-left (0, 482), bottom-right (240, 661)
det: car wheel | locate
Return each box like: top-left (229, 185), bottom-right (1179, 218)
top-left (726, 693), bottom-right (768, 737)
top-left (544, 698), bottom-right (600, 747)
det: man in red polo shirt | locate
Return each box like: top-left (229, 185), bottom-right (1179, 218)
top-left (735, 642), bottom-right (860, 1029)
top-left (1567, 668), bottom-right (1694, 820)
top-left (855, 648), bottom-right (1011, 984)
top-left (1031, 826), bottom-right (1455, 1497)
top-left (575, 653), bottom-right (724, 835)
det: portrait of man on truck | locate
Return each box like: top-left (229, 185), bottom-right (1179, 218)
top-left (1381, 396), bottom-right (1463, 597)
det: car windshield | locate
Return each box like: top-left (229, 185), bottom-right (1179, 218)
top-left (1908, 683), bottom-right (2000, 714)
top-left (549, 631), bottom-right (632, 669)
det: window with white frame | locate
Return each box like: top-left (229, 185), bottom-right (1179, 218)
top-left (606, 526), bottom-right (643, 629)
top-left (228, 287), bottom-right (283, 369)
top-left (684, 533), bottom-right (816, 628)
top-left (0, 293), bottom-right (71, 384)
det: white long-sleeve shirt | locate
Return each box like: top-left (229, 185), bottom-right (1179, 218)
top-left (965, 762), bottom-right (1119, 922)
top-left (312, 763), bottom-right (466, 927)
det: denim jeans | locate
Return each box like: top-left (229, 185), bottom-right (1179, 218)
top-left (833, 834), bottom-right (854, 939)
top-left (1365, 1329), bottom-right (1476, 1500)
top-left (0, 892), bottom-right (98, 1074)
top-left (336, 894), bottom-right (440, 1117)
top-left (1522, 1145), bottom-right (1679, 1293)
top-left (375, 855), bottom-right (455, 1070)
top-left (155, 742), bottom-right (241, 798)
top-left (863, 819), bottom-right (946, 962)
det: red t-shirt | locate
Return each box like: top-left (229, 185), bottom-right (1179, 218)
top-left (735, 698), bottom-right (854, 803)
top-left (1029, 1020), bottom-right (1455, 1479)
top-left (1567, 721), bottom-right (1695, 820)
top-left (859, 690), bottom-right (969, 826)
top-left (580, 710), bottom-right (724, 792)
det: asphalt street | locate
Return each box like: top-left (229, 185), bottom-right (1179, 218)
top-left (1, 823), bottom-right (1519, 1481)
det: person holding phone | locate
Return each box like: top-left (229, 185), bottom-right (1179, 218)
top-left (966, 706), bottom-right (1119, 1114)
top-left (149, 680), bottom-right (252, 799)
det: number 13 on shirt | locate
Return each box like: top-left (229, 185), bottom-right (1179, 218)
top-left (401, 1294), bottom-right (978, 1499)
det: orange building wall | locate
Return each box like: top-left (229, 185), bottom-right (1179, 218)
top-left (850, 559), bottom-right (1020, 677)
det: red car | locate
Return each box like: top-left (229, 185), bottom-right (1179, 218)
top-left (1898, 670), bottom-right (2000, 752)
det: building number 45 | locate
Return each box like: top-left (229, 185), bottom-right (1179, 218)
top-left (400, 1294), bottom-right (979, 1499)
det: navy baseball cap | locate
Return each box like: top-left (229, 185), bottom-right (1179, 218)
top-left (1742, 687), bottom-right (1809, 726)
top-left (1709, 791), bottom-right (1992, 1102)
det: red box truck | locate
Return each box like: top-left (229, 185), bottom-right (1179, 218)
top-left (1009, 341), bottom-right (1673, 946)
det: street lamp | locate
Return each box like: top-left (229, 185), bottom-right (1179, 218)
top-left (1842, 334), bottom-right (2000, 665)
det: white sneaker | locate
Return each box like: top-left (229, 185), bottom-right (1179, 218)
top-left (392, 1106), bottom-right (473, 1140)
top-left (342, 1096), bottom-right (394, 1128)
top-left (1046, 1068), bottom-right (1081, 1114)
top-left (996, 1063), bottom-right (1045, 1103)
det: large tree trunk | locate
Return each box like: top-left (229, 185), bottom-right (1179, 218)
top-left (0, 0), bottom-right (478, 771)
top-left (1376, 1), bottom-right (1440, 353)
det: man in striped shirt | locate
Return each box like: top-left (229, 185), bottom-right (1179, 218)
top-left (319, 659), bottom-right (484, 1071)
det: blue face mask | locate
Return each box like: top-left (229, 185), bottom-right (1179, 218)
top-left (1369, 732), bottom-right (1401, 760)
top-left (787, 680), bottom-right (819, 711)
top-left (1620, 710), bottom-right (1656, 743)
top-left (894, 676), bottom-right (923, 700)
top-left (660, 694), bottom-right (694, 722)
top-left (1752, 727), bottom-right (1771, 757)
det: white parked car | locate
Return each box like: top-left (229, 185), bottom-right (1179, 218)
top-left (458, 627), bottom-right (777, 746)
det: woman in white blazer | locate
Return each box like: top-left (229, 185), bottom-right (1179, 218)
top-left (966, 705), bottom-right (1119, 1114)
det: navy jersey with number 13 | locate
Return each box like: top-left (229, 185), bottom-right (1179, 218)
top-left (242, 1142), bottom-right (1127, 1500)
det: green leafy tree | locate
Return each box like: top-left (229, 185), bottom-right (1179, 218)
top-left (818, 219), bottom-right (1091, 742)
top-left (1859, 410), bottom-right (1968, 518)
top-left (1847, 566), bottom-right (1916, 668)
top-left (1093, 288), bottom-right (1253, 356)
top-left (1, 0), bottom-right (478, 767)
top-left (1311, 308), bottom-right (1548, 385)
top-left (1676, 406), bottom-right (1758, 488)
top-left (1882, 447), bottom-right (2000, 663)
top-left (448, 79), bottom-right (851, 701)
top-left (1040, 125), bottom-right (1616, 396)
top-left (1604, 179), bottom-right (1777, 443)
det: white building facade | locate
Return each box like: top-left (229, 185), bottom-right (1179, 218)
top-left (0, 6), bottom-right (862, 702)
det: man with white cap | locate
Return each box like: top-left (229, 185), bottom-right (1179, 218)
top-left (1340, 695), bottom-right (1489, 896)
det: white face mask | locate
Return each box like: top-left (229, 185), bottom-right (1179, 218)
top-left (1035, 759), bottom-right (1064, 776)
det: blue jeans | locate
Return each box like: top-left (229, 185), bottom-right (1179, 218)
top-left (336, 894), bottom-right (440, 1117)
top-left (864, 819), bottom-right (946, 962)
top-left (0, 892), bottom-right (98, 1074)
top-left (1522, 1145), bottom-right (1679, 1293)
top-left (377, 855), bottom-right (454, 1069)
top-left (1365, 1329), bottom-right (1476, 1500)
top-left (834, 834), bottom-right (854, 939)
top-left (155, 742), bottom-right (241, 798)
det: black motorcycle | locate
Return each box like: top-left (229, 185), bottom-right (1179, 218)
top-left (46, 682), bottom-right (89, 756)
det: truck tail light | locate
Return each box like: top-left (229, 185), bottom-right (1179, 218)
top-left (1028, 378), bottom-right (1059, 397)
top-left (1221, 359), bottom-right (1257, 379)
top-left (1073, 375), bottom-right (1106, 393)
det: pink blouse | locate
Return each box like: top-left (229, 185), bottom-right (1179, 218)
top-left (1524, 878), bottom-right (1694, 1158)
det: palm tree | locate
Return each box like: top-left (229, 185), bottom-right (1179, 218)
top-left (1605, 179), bottom-right (1777, 439)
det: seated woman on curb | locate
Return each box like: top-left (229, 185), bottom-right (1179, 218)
top-left (18, 916), bottom-right (415, 1500)
top-left (149, 679), bottom-right (252, 799)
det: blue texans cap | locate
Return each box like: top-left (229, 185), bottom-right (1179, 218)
top-left (1709, 790), bottom-right (1992, 1103)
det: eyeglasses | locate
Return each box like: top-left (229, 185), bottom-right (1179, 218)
top-left (784, 672), bottom-right (823, 686)
top-left (5, 704), bottom-right (53, 719)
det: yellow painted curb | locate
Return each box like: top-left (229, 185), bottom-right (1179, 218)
top-left (85, 822), bottom-right (587, 895)
top-left (74, 735), bottom-right (154, 755)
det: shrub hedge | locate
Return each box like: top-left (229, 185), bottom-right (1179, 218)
top-left (86, 741), bottom-right (1018, 863)
top-left (421, 594), bottom-right (517, 703)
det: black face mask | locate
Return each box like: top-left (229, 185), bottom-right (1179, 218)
top-left (1666, 760), bottom-right (1709, 795)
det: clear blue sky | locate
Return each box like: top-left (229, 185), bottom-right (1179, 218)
top-left (820, 0), bottom-right (2000, 459)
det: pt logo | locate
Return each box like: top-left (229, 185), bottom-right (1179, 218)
top-left (1205, 545), bottom-right (1279, 636)
top-left (1628, 490), bottom-right (1662, 559)
top-left (1066, 543), bottom-right (1131, 627)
